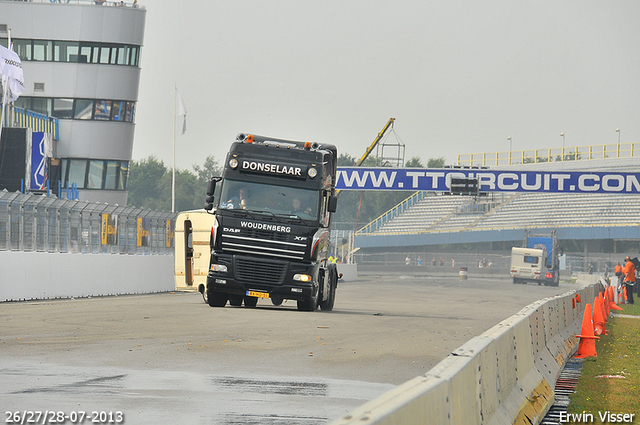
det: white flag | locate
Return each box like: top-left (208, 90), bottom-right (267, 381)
top-left (0, 44), bottom-right (25, 102)
top-left (176, 90), bottom-right (187, 135)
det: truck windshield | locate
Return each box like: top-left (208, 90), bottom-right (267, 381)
top-left (218, 179), bottom-right (320, 220)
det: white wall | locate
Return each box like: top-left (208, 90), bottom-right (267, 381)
top-left (0, 252), bottom-right (174, 301)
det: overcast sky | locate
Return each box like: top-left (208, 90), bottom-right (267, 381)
top-left (132, 0), bottom-right (640, 171)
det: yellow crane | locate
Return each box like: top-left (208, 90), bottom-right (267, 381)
top-left (336, 118), bottom-right (397, 196)
top-left (355, 118), bottom-right (396, 166)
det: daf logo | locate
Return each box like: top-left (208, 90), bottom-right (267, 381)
top-left (223, 227), bottom-right (241, 233)
top-left (294, 236), bottom-right (307, 241)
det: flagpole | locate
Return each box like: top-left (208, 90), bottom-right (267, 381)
top-left (172, 84), bottom-right (176, 213)
top-left (0, 75), bottom-right (7, 144)
top-left (0, 29), bottom-right (12, 145)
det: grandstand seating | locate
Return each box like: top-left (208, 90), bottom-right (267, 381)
top-left (364, 192), bottom-right (640, 235)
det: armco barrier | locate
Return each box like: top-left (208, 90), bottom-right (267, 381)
top-left (331, 275), bottom-right (602, 425)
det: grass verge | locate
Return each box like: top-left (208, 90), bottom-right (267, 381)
top-left (568, 302), bottom-right (640, 420)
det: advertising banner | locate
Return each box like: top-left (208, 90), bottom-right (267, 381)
top-left (30, 132), bottom-right (53, 190)
top-left (165, 220), bottom-right (175, 248)
top-left (336, 168), bottom-right (640, 194)
top-left (101, 213), bottom-right (118, 245)
top-left (137, 217), bottom-right (150, 247)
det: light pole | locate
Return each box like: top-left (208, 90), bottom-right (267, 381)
top-left (560, 133), bottom-right (565, 148)
top-left (507, 137), bottom-right (512, 165)
top-left (616, 128), bottom-right (620, 144)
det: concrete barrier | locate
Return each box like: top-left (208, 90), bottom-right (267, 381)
top-left (0, 251), bottom-right (174, 301)
top-left (330, 276), bottom-right (602, 425)
top-left (337, 263), bottom-right (358, 282)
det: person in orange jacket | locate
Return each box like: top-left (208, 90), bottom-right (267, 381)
top-left (614, 262), bottom-right (623, 285)
top-left (622, 256), bottom-right (635, 304)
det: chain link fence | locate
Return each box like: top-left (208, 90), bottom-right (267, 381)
top-left (0, 190), bottom-right (176, 255)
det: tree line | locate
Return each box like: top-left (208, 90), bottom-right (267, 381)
top-left (127, 153), bottom-right (445, 230)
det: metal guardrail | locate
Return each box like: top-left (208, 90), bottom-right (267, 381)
top-left (2, 105), bottom-right (59, 140)
top-left (356, 191), bottom-right (426, 235)
top-left (0, 190), bottom-right (176, 254)
top-left (457, 143), bottom-right (639, 167)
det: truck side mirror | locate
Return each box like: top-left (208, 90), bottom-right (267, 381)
top-left (328, 196), bottom-right (338, 213)
top-left (204, 178), bottom-right (221, 211)
top-left (206, 179), bottom-right (217, 197)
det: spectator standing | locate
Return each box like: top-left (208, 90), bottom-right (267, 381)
top-left (417, 256), bottom-right (422, 266)
top-left (405, 255), bottom-right (411, 266)
top-left (622, 256), bottom-right (635, 304)
top-left (615, 262), bottom-right (622, 284)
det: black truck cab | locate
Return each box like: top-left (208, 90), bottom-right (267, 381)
top-left (203, 133), bottom-right (339, 311)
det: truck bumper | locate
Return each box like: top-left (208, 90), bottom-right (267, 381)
top-left (206, 254), bottom-right (318, 301)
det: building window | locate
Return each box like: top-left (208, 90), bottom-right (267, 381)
top-left (62, 159), bottom-right (129, 191)
top-left (104, 161), bottom-right (119, 190)
top-left (33, 40), bottom-right (53, 61)
top-left (29, 98), bottom-right (51, 115)
top-left (111, 101), bottom-right (125, 121)
top-left (68, 159), bottom-right (88, 189)
top-left (54, 41), bottom-right (79, 62)
top-left (118, 161), bottom-right (128, 190)
top-left (74, 99), bottom-right (94, 120)
top-left (125, 102), bottom-right (135, 122)
top-left (1, 38), bottom-right (140, 67)
top-left (18, 97), bottom-right (136, 123)
top-left (53, 98), bottom-right (74, 119)
top-left (94, 100), bottom-right (112, 120)
top-left (12, 39), bottom-right (31, 61)
top-left (87, 160), bottom-right (105, 189)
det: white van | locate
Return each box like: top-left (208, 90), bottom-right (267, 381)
top-left (510, 247), bottom-right (545, 284)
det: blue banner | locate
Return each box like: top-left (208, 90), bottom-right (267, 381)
top-left (30, 132), bottom-right (49, 190)
top-left (336, 168), bottom-right (640, 194)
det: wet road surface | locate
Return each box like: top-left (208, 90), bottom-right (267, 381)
top-left (0, 274), bottom-right (571, 424)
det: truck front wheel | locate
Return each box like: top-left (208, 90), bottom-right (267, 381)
top-left (244, 296), bottom-right (258, 308)
top-left (320, 267), bottom-right (337, 311)
top-left (297, 288), bottom-right (318, 311)
top-left (208, 290), bottom-right (227, 307)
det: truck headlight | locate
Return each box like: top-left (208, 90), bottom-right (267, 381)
top-left (229, 158), bottom-right (238, 169)
top-left (307, 168), bottom-right (317, 178)
top-left (210, 264), bottom-right (228, 273)
top-left (293, 274), bottom-right (312, 282)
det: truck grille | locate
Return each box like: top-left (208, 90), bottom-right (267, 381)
top-left (220, 232), bottom-right (307, 261)
top-left (235, 257), bottom-right (287, 285)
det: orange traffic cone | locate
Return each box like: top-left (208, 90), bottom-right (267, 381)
top-left (575, 303), bottom-right (599, 358)
top-left (599, 292), bottom-right (609, 323)
top-left (593, 296), bottom-right (607, 336)
top-left (606, 286), bottom-right (621, 312)
top-left (610, 302), bottom-right (624, 311)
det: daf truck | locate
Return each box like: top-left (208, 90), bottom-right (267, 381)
top-left (201, 133), bottom-right (339, 311)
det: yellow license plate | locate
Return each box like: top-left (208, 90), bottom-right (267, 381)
top-left (246, 290), bottom-right (270, 298)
